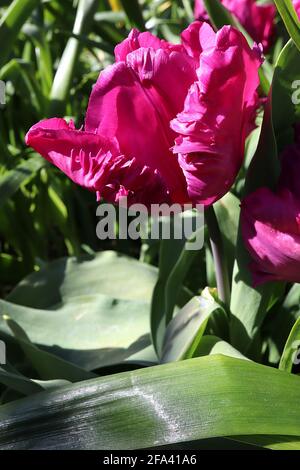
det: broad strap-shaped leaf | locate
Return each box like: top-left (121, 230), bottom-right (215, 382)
top-left (265, 284), bottom-right (300, 364)
top-left (272, 39), bottom-right (300, 152)
top-left (214, 192), bottom-right (240, 281)
top-left (164, 219), bottom-right (204, 325)
top-left (2, 252), bottom-right (159, 370)
top-left (0, 296), bottom-right (152, 371)
top-left (7, 250), bottom-right (157, 307)
top-left (0, 356), bottom-right (300, 449)
top-left (0, 365), bottom-right (70, 397)
top-left (151, 214), bottom-right (204, 357)
top-left (229, 435), bottom-right (300, 450)
top-left (0, 366), bottom-right (43, 396)
top-left (279, 316), bottom-right (300, 372)
top-left (161, 290), bottom-right (227, 363)
top-left (3, 316), bottom-right (95, 382)
top-left (151, 236), bottom-right (186, 357)
top-left (22, 23), bottom-right (53, 95)
top-left (194, 335), bottom-right (249, 361)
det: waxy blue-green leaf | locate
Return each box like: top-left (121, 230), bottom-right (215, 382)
top-left (3, 316), bottom-right (95, 382)
top-left (0, 296), bottom-right (154, 371)
top-left (3, 252), bottom-right (158, 370)
top-left (7, 250), bottom-right (157, 307)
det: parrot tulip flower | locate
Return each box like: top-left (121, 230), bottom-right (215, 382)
top-left (241, 133), bottom-right (300, 286)
top-left (194, 0), bottom-right (276, 51)
top-left (293, 0), bottom-right (300, 19)
top-left (26, 21), bottom-right (262, 208)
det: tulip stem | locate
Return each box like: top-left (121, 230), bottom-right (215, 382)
top-left (205, 206), bottom-right (231, 307)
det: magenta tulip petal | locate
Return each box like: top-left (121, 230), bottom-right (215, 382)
top-left (221, 0), bottom-right (276, 50)
top-left (114, 29), bottom-right (183, 62)
top-left (26, 22), bottom-right (261, 207)
top-left (241, 130), bottom-right (300, 286)
top-left (26, 118), bottom-right (173, 205)
top-left (171, 26), bottom-right (262, 206)
top-left (194, 0), bottom-right (208, 20)
top-left (86, 48), bottom-right (196, 134)
top-left (194, 0), bottom-right (276, 51)
top-left (293, 0), bottom-right (300, 20)
top-left (241, 188), bottom-right (300, 286)
top-left (181, 21), bottom-right (216, 63)
top-left (279, 142), bottom-right (300, 200)
top-left (25, 118), bottom-right (121, 191)
top-left (85, 48), bottom-right (197, 203)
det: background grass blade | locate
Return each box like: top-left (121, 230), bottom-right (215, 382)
top-left (203, 0), bottom-right (272, 89)
top-left (0, 157), bottom-right (44, 209)
top-left (274, 0), bottom-right (300, 52)
top-left (203, 0), bottom-right (237, 30)
top-left (48, 0), bottom-right (99, 116)
top-left (0, 0), bottom-right (40, 68)
top-left (119, 0), bottom-right (145, 30)
top-left (0, 356), bottom-right (300, 449)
